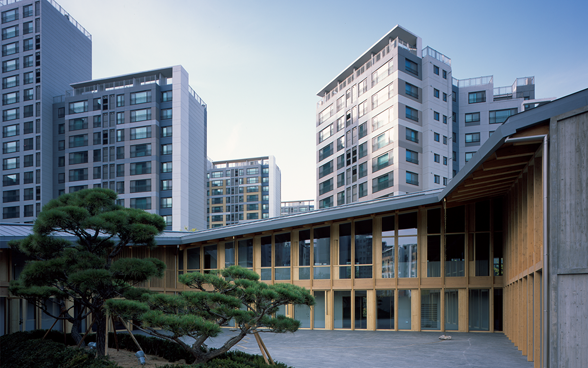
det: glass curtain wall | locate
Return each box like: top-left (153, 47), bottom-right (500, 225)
top-left (381, 215), bottom-right (395, 278)
top-left (398, 290), bottom-right (412, 330)
top-left (469, 289), bottom-right (489, 331)
top-left (427, 209), bottom-right (441, 277)
top-left (260, 236), bottom-right (272, 280)
top-left (313, 227), bottom-right (331, 279)
top-left (238, 239), bottom-right (253, 269)
top-left (398, 212), bottom-right (417, 278)
top-left (339, 223), bottom-right (352, 279)
top-left (274, 233), bottom-right (291, 280)
top-left (376, 290), bottom-right (394, 329)
top-left (313, 291), bottom-right (326, 328)
top-left (445, 289), bottom-right (459, 330)
top-left (421, 290), bottom-right (440, 330)
top-left (299, 230), bottom-right (311, 279)
top-left (354, 220), bottom-right (373, 278)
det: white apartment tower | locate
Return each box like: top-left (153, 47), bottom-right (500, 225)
top-left (315, 26), bottom-right (452, 208)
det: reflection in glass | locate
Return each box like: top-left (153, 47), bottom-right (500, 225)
top-left (475, 233), bottom-right (490, 276)
top-left (299, 230), bottom-right (311, 280)
top-left (238, 239), bottom-right (253, 268)
top-left (398, 236), bottom-right (417, 278)
top-left (339, 223), bottom-right (352, 279)
top-left (445, 234), bottom-right (465, 277)
top-left (295, 303), bottom-right (310, 328)
top-left (377, 290), bottom-right (394, 329)
top-left (314, 226), bottom-right (330, 279)
top-left (225, 241), bottom-right (235, 268)
top-left (334, 290), bottom-right (351, 328)
top-left (445, 289), bottom-right (459, 330)
top-left (427, 208), bottom-right (441, 234)
top-left (398, 290), bottom-right (411, 330)
top-left (427, 236), bottom-right (440, 277)
top-left (493, 233), bottom-right (503, 276)
top-left (355, 220), bottom-right (373, 278)
top-left (398, 212), bottom-right (417, 235)
top-left (313, 291), bottom-right (326, 328)
top-left (355, 290), bottom-right (367, 329)
top-left (469, 289), bottom-right (489, 331)
top-left (275, 233), bottom-right (291, 280)
top-left (187, 247), bottom-right (200, 270)
top-left (203, 245), bottom-right (217, 269)
top-left (260, 236), bottom-right (272, 280)
top-left (382, 216), bottom-right (395, 278)
top-left (421, 289), bottom-right (440, 330)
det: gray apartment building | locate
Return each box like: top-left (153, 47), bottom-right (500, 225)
top-left (280, 200), bottom-right (314, 216)
top-left (207, 156), bottom-right (281, 228)
top-left (52, 66), bottom-right (208, 231)
top-left (2, 0), bottom-right (91, 221)
top-left (315, 25), bottom-right (538, 208)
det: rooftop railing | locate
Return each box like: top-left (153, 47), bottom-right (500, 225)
top-left (422, 46), bottom-right (451, 66)
top-left (452, 76), bottom-right (493, 88)
top-left (517, 76), bottom-right (534, 86)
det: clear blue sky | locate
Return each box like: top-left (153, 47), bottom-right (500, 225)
top-left (57, 0), bottom-right (588, 201)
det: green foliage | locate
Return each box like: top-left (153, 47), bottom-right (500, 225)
top-left (0, 331), bottom-right (118, 368)
top-left (158, 350), bottom-right (291, 368)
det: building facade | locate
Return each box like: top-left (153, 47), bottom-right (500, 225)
top-left (1, 0), bottom-right (91, 222)
top-left (207, 156), bottom-right (281, 228)
top-left (280, 200), bottom-right (314, 216)
top-left (52, 66), bottom-right (208, 231)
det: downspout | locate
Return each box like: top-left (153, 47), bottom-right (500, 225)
top-left (504, 134), bottom-right (548, 367)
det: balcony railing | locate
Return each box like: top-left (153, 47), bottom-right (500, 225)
top-left (422, 46), bottom-right (451, 66)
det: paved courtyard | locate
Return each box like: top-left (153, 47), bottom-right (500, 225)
top-left (204, 329), bottom-right (534, 368)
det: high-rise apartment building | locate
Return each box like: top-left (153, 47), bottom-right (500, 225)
top-left (207, 156), bottom-right (281, 228)
top-left (315, 25), bottom-right (539, 208)
top-left (52, 66), bottom-right (208, 231)
top-left (280, 200), bottom-right (314, 216)
top-left (315, 26), bottom-right (452, 208)
top-left (2, 0), bottom-right (91, 221)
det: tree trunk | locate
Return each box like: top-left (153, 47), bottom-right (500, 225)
top-left (95, 312), bottom-right (107, 356)
top-left (70, 319), bottom-right (83, 345)
top-left (201, 330), bottom-right (248, 363)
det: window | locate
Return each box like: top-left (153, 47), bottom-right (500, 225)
top-left (405, 59), bottom-right (418, 75)
top-left (434, 88), bottom-right (439, 98)
top-left (443, 115), bottom-right (447, 124)
top-left (161, 162), bottom-right (172, 173)
top-left (443, 156), bottom-right (448, 165)
top-left (130, 126), bottom-right (152, 140)
top-left (434, 174), bottom-right (440, 184)
top-left (23, 137), bottom-right (32, 151)
top-left (468, 91), bottom-right (486, 104)
top-left (23, 104), bottom-right (33, 117)
top-left (318, 178), bottom-right (333, 195)
top-left (406, 150), bottom-right (418, 164)
top-left (443, 70), bottom-right (447, 79)
top-left (161, 179), bottom-right (172, 191)
top-left (161, 144), bottom-right (172, 155)
top-left (372, 83), bottom-right (393, 109)
top-left (465, 133), bottom-right (480, 143)
top-left (130, 143), bottom-right (151, 158)
top-left (2, 75), bottom-right (18, 88)
top-left (372, 107), bottom-right (391, 131)
top-left (246, 168), bottom-right (259, 175)
top-left (58, 140), bottom-right (65, 151)
top-left (246, 177), bottom-right (258, 184)
top-left (358, 78), bottom-right (367, 96)
top-left (130, 179), bottom-right (151, 193)
top-left (130, 197), bottom-right (151, 210)
top-left (2, 42), bottom-right (18, 56)
top-left (465, 112), bottom-right (480, 123)
top-left (318, 143), bottom-right (333, 161)
top-left (373, 151), bottom-right (392, 172)
top-left (116, 112), bottom-right (124, 125)
top-left (3, 140), bottom-right (18, 153)
top-left (2, 107), bottom-right (18, 121)
top-left (161, 197), bottom-right (172, 208)
top-left (246, 186), bottom-right (258, 193)
top-left (161, 91), bottom-right (172, 102)
top-left (116, 129), bottom-right (124, 142)
top-left (130, 161), bottom-right (151, 175)
top-left (489, 108), bottom-right (518, 124)
top-left (2, 157), bottom-right (18, 170)
top-left (373, 172), bottom-right (393, 192)
top-left (443, 93), bottom-right (447, 102)
top-left (434, 132), bottom-right (440, 142)
top-left (372, 130), bottom-right (392, 151)
top-left (161, 126), bottom-right (172, 138)
top-left (23, 38), bottom-right (33, 51)
top-left (405, 106), bottom-right (418, 122)
top-left (161, 108), bottom-right (172, 120)
top-left (358, 100), bottom-right (367, 118)
top-left (69, 168), bottom-right (88, 181)
top-left (434, 111), bottom-right (440, 121)
top-left (336, 136), bottom-right (344, 151)
top-left (2, 25), bottom-right (18, 39)
top-left (23, 88), bottom-right (33, 100)
top-left (406, 128), bottom-right (418, 143)
top-left (434, 153), bottom-right (440, 163)
top-left (443, 136), bottom-right (448, 145)
top-left (358, 182), bottom-right (368, 198)
top-left (318, 124), bottom-right (333, 143)
top-left (69, 134), bottom-right (88, 148)
top-left (24, 121), bottom-right (33, 134)
top-left (2, 124), bottom-right (18, 137)
top-left (358, 142), bottom-right (367, 158)
top-left (69, 117), bottom-right (87, 131)
top-left (318, 196), bottom-right (333, 209)
top-left (69, 101), bottom-right (88, 114)
top-left (433, 65), bottom-right (439, 75)
top-left (130, 108), bottom-right (151, 122)
top-left (405, 83), bottom-right (418, 98)
top-left (130, 91), bottom-right (152, 105)
top-left (23, 21), bottom-right (32, 34)
top-left (465, 152), bottom-right (475, 162)
top-left (2, 8), bottom-right (18, 23)
top-left (318, 105), bottom-right (333, 124)
top-left (318, 161), bottom-right (333, 178)
top-left (358, 162), bottom-right (368, 178)
top-left (69, 151), bottom-right (88, 165)
top-left (406, 171), bottom-right (419, 185)
top-left (2, 58), bottom-right (18, 72)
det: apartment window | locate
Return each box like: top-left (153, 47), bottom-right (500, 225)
top-left (318, 196), bottom-right (333, 209)
top-left (358, 142), bottom-right (367, 159)
top-left (130, 108), bottom-right (151, 122)
top-left (319, 124), bottom-right (333, 143)
top-left (405, 83), bottom-right (418, 98)
top-left (358, 162), bottom-right (368, 178)
top-left (443, 136), bottom-right (448, 145)
top-left (23, 187), bottom-right (33, 200)
top-left (373, 172), bottom-right (393, 193)
top-left (23, 154), bottom-right (33, 167)
top-left (489, 108), bottom-right (518, 124)
top-left (246, 186), bottom-right (258, 193)
top-left (69, 134), bottom-right (88, 148)
top-left (23, 172), bottom-right (32, 184)
top-left (2, 124), bottom-right (18, 137)
top-left (3, 140), bottom-right (18, 153)
top-left (161, 197), bottom-right (172, 208)
top-left (337, 172), bottom-right (345, 188)
top-left (161, 144), bottom-right (172, 155)
top-left (433, 88), bottom-right (439, 98)
top-left (318, 178), bottom-right (333, 195)
top-left (405, 59), bottom-right (418, 75)
top-left (161, 108), bottom-right (172, 120)
top-left (2, 157), bottom-right (18, 170)
top-left (465, 152), bottom-right (475, 162)
top-left (24, 121), bottom-right (33, 134)
top-left (358, 78), bottom-right (367, 96)
top-left (161, 162), bottom-right (172, 173)
top-left (358, 182), bottom-right (368, 198)
top-left (69, 151), bottom-right (88, 165)
top-left (358, 100), bottom-right (367, 118)
top-left (443, 156), bottom-right (448, 165)
top-left (116, 112), bottom-right (124, 125)
top-left (336, 116), bottom-right (345, 131)
top-left (372, 129), bottom-right (392, 151)
top-left (130, 126), bottom-right (152, 140)
top-left (443, 70), bottom-right (447, 79)
top-left (443, 177), bottom-right (448, 185)
top-left (57, 140), bottom-right (65, 151)
top-left (2, 107), bottom-right (18, 121)
top-left (434, 153), bottom-right (440, 163)
top-left (2, 58), bottom-right (18, 72)
top-left (373, 151), bottom-right (392, 172)
top-left (318, 160), bottom-right (333, 178)
top-left (405, 106), bottom-right (418, 122)
top-left (130, 161), bottom-right (151, 175)
top-left (22, 104), bottom-right (33, 117)
top-left (69, 101), bottom-right (88, 114)
top-left (23, 38), bottom-right (32, 51)
top-left (443, 93), bottom-right (448, 102)
top-left (443, 115), bottom-right (447, 124)
top-left (24, 88), bottom-right (34, 101)
top-left (406, 128), bottom-right (418, 143)
top-left (115, 129), bottom-right (124, 142)
top-left (130, 143), bottom-right (151, 158)
top-left (336, 136), bottom-right (344, 151)
top-left (130, 91), bottom-right (152, 105)
top-left (372, 83), bottom-right (393, 109)
top-left (433, 65), bottom-right (439, 75)
top-left (468, 91), bottom-right (486, 104)
top-left (130, 179), bottom-right (151, 193)
top-left (434, 175), bottom-right (440, 184)
top-left (2, 75), bottom-right (18, 89)
top-left (69, 117), bottom-right (87, 131)
top-left (2, 8), bottom-right (18, 23)
top-left (406, 149), bottom-right (418, 164)
top-left (406, 171), bottom-right (419, 185)
top-left (130, 197), bottom-right (151, 210)
top-left (465, 112), bottom-right (480, 123)
top-left (69, 168), bottom-right (88, 182)
top-left (337, 191), bottom-right (345, 205)
top-left (2, 25), bottom-right (18, 39)
top-left (434, 132), bottom-right (440, 142)
top-left (2, 42), bottom-right (18, 56)
top-left (23, 21), bottom-right (33, 34)
top-left (465, 133), bottom-right (480, 144)
top-left (161, 179), bottom-right (172, 191)
top-left (318, 143), bottom-right (333, 161)
top-left (453, 151), bottom-right (457, 161)
top-left (116, 164), bottom-right (124, 177)
top-left (434, 111), bottom-right (440, 121)
top-left (116, 94), bottom-right (124, 107)
top-left (337, 154), bottom-right (344, 169)
top-left (161, 91), bottom-right (172, 102)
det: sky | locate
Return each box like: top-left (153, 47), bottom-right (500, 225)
top-left (55, 0), bottom-right (588, 202)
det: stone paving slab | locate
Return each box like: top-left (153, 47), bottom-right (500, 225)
top-left (203, 329), bottom-right (534, 368)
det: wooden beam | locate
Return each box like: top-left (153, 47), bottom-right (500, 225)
top-left (483, 157), bottom-right (530, 170)
top-left (473, 166), bottom-right (524, 180)
top-left (509, 123), bottom-right (549, 139)
top-left (455, 183), bottom-right (513, 195)
top-left (450, 189), bottom-right (510, 202)
top-left (464, 174), bottom-right (519, 187)
top-left (495, 145), bottom-right (539, 160)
